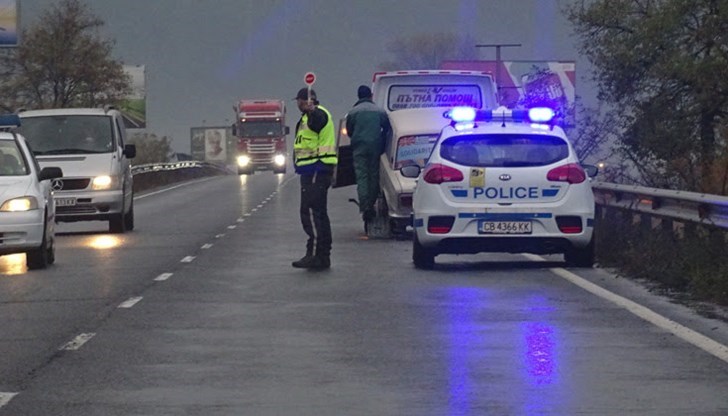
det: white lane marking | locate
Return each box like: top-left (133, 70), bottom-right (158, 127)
top-left (265, 197), bottom-right (271, 201)
top-left (227, 225), bottom-right (236, 230)
top-left (154, 273), bottom-right (173, 281)
top-left (180, 256), bottom-right (196, 263)
top-left (257, 204), bottom-right (264, 207)
top-left (135, 177), bottom-right (216, 200)
top-left (236, 218), bottom-right (244, 223)
top-left (215, 234), bottom-right (225, 238)
top-left (118, 296), bottom-right (143, 309)
top-left (60, 333), bottom-right (95, 351)
top-left (0, 393), bottom-right (18, 408)
top-left (244, 213), bottom-right (252, 217)
top-left (201, 243), bottom-right (213, 249)
top-left (251, 208), bottom-right (258, 212)
top-left (523, 254), bottom-right (728, 364)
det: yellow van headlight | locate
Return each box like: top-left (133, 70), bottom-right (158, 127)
top-left (0, 196), bottom-right (38, 212)
top-left (92, 175), bottom-right (117, 190)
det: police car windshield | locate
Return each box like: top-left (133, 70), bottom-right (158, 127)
top-left (440, 134), bottom-right (568, 167)
top-left (239, 121), bottom-right (282, 138)
top-left (18, 115), bottom-right (114, 155)
top-left (0, 140), bottom-right (29, 176)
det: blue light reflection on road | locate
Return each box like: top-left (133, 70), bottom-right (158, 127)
top-left (521, 296), bottom-right (561, 415)
top-left (445, 289), bottom-right (562, 416)
top-left (445, 286), bottom-right (485, 416)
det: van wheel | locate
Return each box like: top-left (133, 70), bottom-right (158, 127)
top-left (124, 199), bottom-right (135, 231)
top-left (413, 232), bottom-right (435, 269)
top-left (564, 240), bottom-right (595, 267)
top-left (27, 218), bottom-right (50, 270)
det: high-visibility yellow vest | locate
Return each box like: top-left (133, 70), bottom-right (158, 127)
top-left (294, 105), bottom-right (338, 167)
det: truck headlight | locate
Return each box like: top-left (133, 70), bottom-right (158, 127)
top-left (273, 154), bottom-right (285, 166)
top-left (237, 155), bottom-right (251, 167)
top-left (0, 196), bottom-right (38, 212)
top-left (92, 175), bottom-right (117, 190)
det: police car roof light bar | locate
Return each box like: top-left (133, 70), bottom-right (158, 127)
top-left (0, 114), bottom-right (21, 130)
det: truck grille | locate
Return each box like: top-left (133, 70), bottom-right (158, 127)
top-left (248, 143), bottom-right (275, 154)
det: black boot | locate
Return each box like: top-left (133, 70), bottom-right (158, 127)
top-left (292, 252), bottom-right (314, 268)
top-left (309, 255), bottom-right (330, 270)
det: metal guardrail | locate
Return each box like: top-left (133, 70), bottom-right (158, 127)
top-left (131, 161), bottom-right (233, 175)
top-left (592, 181), bottom-right (728, 230)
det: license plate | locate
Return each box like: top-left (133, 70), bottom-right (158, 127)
top-left (55, 197), bottom-right (76, 207)
top-left (479, 221), bottom-right (532, 234)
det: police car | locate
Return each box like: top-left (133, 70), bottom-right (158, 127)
top-left (0, 115), bottom-right (63, 269)
top-left (402, 107), bottom-right (598, 269)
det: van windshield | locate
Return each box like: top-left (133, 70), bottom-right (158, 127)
top-left (18, 115), bottom-right (114, 155)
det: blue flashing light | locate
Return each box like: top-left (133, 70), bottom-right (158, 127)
top-left (446, 107), bottom-right (476, 123)
top-left (0, 114), bottom-right (21, 129)
top-left (528, 107), bottom-right (555, 123)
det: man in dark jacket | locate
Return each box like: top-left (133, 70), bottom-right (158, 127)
top-left (345, 85), bottom-right (391, 223)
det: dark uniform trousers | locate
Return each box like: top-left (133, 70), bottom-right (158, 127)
top-left (299, 171), bottom-right (333, 257)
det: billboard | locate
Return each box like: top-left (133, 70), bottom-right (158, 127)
top-left (190, 126), bottom-right (234, 163)
top-left (120, 65), bottom-right (146, 129)
top-left (441, 60), bottom-right (576, 109)
top-left (0, 0), bottom-right (18, 47)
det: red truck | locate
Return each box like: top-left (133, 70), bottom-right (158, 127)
top-left (232, 99), bottom-right (289, 174)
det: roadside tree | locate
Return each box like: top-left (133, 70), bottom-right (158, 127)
top-left (565, 0), bottom-right (728, 194)
top-left (0, 0), bottom-right (130, 111)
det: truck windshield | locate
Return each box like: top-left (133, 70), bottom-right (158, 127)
top-left (239, 121), bottom-right (282, 137)
top-left (17, 115), bottom-right (114, 155)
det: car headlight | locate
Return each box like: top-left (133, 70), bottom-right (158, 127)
top-left (237, 155), bottom-right (251, 167)
top-left (274, 154), bottom-right (285, 166)
top-left (92, 175), bottom-right (118, 190)
top-left (0, 196), bottom-right (38, 212)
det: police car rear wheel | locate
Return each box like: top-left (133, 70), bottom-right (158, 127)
top-left (413, 233), bottom-right (435, 269)
top-left (564, 240), bottom-right (595, 268)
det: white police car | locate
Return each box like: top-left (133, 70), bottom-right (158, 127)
top-left (0, 115), bottom-right (63, 269)
top-left (402, 107), bottom-right (598, 269)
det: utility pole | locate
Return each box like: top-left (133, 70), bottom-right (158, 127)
top-left (475, 43), bottom-right (522, 104)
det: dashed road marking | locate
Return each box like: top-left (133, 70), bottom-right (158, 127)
top-left (201, 243), bottom-right (213, 249)
top-left (236, 218), bottom-right (244, 223)
top-left (244, 213), bottom-right (252, 217)
top-left (251, 208), bottom-right (258, 212)
top-left (118, 296), bottom-right (143, 308)
top-left (60, 333), bottom-right (95, 351)
top-left (215, 234), bottom-right (225, 238)
top-left (154, 273), bottom-right (173, 281)
top-left (0, 393), bottom-right (18, 408)
top-left (227, 225), bottom-right (237, 229)
top-left (181, 256), bottom-right (196, 263)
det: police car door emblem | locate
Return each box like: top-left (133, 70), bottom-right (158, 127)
top-left (499, 174), bottom-right (511, 181)
top-left (51, 179), bottom-right (64, 191)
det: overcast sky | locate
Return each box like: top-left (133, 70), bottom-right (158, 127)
top-left (19, 0), bottom-right (593, 153)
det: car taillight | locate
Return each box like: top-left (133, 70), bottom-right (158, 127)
top-left (427, 216), bottom-right (455, 234)
top-left (423, 163), bottom-right (464, 184)
top-left (547, 163), bottom-right (586, 184)
top-left (556, 216), bottom-right (583, 234)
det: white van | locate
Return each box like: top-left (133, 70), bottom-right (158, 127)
top-left (17, 107), bottom-right (137, 233)
top-left (335, 70), bottom-right (498, 237)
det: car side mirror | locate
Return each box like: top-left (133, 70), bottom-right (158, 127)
top-left (124, 144), bottom-right (137, 159)
top-left (39, 167), bottom-right (63, 181)
top-left (284, 126), bottom-right (290, 135)
top-left (582, 164), bottom-right (598, 178)
top-left (400, 165), bottom-right (421, 178)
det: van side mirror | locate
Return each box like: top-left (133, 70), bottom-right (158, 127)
top-left (39, 167), bottom-right (63, 181)
top-left (400, 165), bottom-right (421, 178)
top-left (124, 144), bottom-right (137, 159)
top-left (582, 164), bottom-right (598, 178)
top-left (284, 126), bottom-right (290, 135)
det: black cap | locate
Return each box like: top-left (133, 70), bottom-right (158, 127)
top-left (294, 87), bottom-right (316, 101)
top-left (357, 85), bottom-right (372, 99)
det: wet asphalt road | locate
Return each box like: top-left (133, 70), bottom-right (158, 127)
top-left (0, 172), bottom-right (727, 415)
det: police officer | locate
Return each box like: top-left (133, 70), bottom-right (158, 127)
top-left (291, 87), bottom-right (338, 270)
